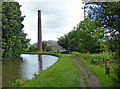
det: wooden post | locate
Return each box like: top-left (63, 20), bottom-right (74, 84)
top-left (105, 59), bottom-right (110, 75)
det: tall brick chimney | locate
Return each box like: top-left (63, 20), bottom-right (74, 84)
top-left (38, 10), bottom-right (42, 51)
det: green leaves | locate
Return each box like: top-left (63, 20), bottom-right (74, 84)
top-left (58, 19), bottom-right (105, 53)
top-left (85, 2), bottom-right (120, 87)
top-left (42, 41), bottom-right (48, 51)
top-left (2, 2), bottom-right (30, 59)
top-left (86, 2), bottom-right (120, 31)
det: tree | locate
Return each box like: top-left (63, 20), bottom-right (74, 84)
top-left (85, 2), bottom-right (120, 52)
top-left (58, 34), bottom-right (70, 52)
top-left (2, 2), bottom-right (30, 59)
top-left (36, 41), bottom-right (53, 52)
top-left (29, 45), bottom-right (36, 51)
top-left (85, 2), bottom-right (120, 87)
top-left (46, 46), bottom-right (54, 52)
top-left (86, 2), bottom-right (120, 32)
top-left (42, 42), bottom-right (48, 51)
top-left (58, 19), bottom-right (105, 53)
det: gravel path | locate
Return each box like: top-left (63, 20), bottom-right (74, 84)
top-left (71, 56), bottom-right (103, 88)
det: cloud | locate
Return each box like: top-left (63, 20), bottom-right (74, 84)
top-left (16, 0), bottom-right (84, 44)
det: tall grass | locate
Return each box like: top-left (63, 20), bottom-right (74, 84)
top-left (72, 51), bottom-right (116, 68)
top-left (72, 51), bottom-right (116, 87)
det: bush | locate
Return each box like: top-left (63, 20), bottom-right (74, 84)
top-left (72, 51), bottom-right (109, 66)
top-left (29, 45), bottom-right (36, 51)
top-left (46, 46), bottom-right (54, 52)
top-left (10, 79), bottom-right (24, 87)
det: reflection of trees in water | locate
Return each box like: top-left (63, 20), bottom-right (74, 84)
top-left (2, 57), bottom-right (23, 87)
top-left (38, 54), bottom-right (42, 71)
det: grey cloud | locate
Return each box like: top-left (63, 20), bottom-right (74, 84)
top-left (17, 0), bottom-right (83, 43)
top-left (22, 2), bottom-right (69, 29)
top-left (24, 2), bottom-right (66, 14)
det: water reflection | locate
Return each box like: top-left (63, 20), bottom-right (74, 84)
top-left (2, 54), bottom-right (58, 87)
top-left (38, 54), bottom-right (42, 72)
top-left (2, 57), bottom-right (23, 87)
top-left (20, 54), bottom-right (40, 80)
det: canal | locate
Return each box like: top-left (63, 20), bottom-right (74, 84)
top-left (2, 54), bottom-right (58, 87)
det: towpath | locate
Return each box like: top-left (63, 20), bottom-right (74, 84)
top-left (67, 55), bottom-right (103, 88)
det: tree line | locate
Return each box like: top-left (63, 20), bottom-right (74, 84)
top-left (29, 42), bottom-right (54, 52)
top-left (58, 2), bottom-right (120, 87)
top-left (58, 19), bottom-right (105, 53)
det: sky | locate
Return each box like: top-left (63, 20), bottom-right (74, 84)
top-left (16, 0), bottom-right (84, 44)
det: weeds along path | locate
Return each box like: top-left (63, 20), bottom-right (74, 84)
top-left (71, 56), bottom-right (103, 87)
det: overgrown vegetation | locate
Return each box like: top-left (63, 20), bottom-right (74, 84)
top-left (58, 19), bottom-right (105, 53)
top-left (72, 52), bottom-right (113, 87)
top-left (58, 2), bottom-right (120, 87)
top-left (2, 2), bottom-right (30, 59)
top-left (85, 2), bottom-right (120, 87)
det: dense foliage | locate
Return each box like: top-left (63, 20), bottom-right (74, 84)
top-left (58, 2), bottom-right (120, 87)
top-left (2, 2), bottom-right (30, 59)
top-left (86, 2), bottom-right (120, 32)
top-left (58, 19), bottom-right (105, 53)
top-left (85, 2), bottom-right (120, 87)
top-left (86, 2), bottom-right (120, 52)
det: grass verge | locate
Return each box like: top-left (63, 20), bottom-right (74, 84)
top-left (23, 51), bottom-right (60, 57)
top-left (13, 52), bottom-right (80, 87)
top-left (72, 52), bottom-right (113, 87)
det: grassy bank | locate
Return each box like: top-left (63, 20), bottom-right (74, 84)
top-left (71, 52), bottom-right (114, 87)
top-left (23, 51), bottom-right (60, 57)
top-left (13, 52), bottom-right (80, 87)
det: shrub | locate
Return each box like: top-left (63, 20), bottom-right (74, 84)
top-left (29, 45), bottom-right (36, 51)
top-left (10, 79), bottom-right (24, 87)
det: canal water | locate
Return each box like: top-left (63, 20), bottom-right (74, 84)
top-left (2, 54), bottom-right (58, 87)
